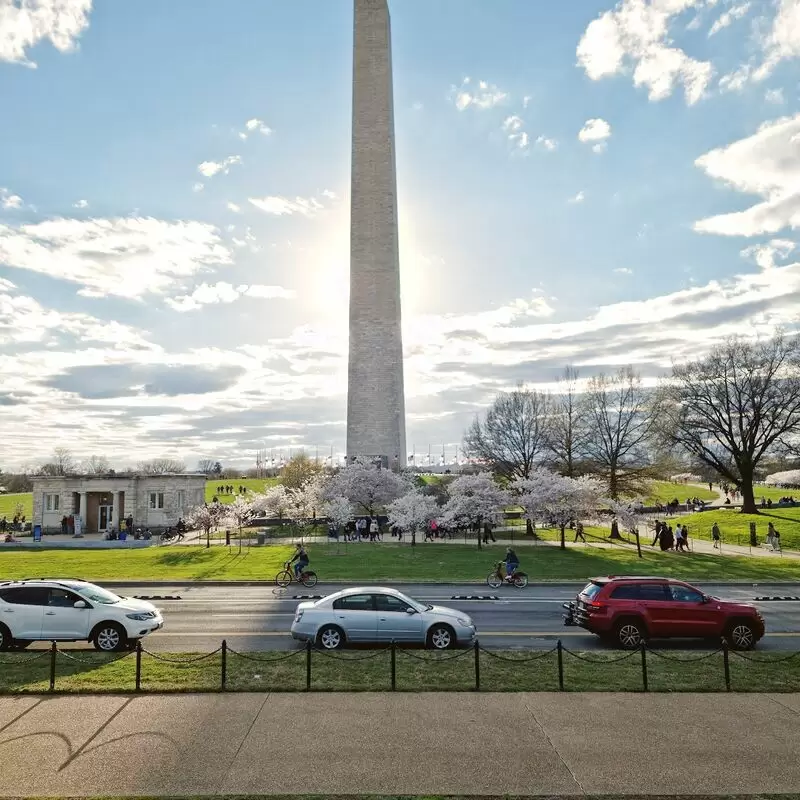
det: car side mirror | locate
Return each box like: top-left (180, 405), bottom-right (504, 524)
top-left (73, 600), bottom-right (88, 609)
top-left (405, 607), bottom-right (417, 615)
top-left (701, 595), bottom-right (709, 604)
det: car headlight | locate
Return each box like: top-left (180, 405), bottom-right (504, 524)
top-left (126, 612), bottom-right (155, 621)
top-left (456, 617), bottom-right (472, 627)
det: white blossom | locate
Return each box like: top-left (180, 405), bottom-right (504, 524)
top-left (387, 491), bottom-right (439, 533)
top-left (322, 496), bottom-right (352, 529)
top-left (765, 470), bottom-right (800, 488)
top-left (185, 502), bottom-right (225, 535)
top-left (222, 495), bottom-right (255, 532)
top-left (323, 458), bottom-right (410, 515)
top-left (441, 472), bottom-right (509, 530)
top-left (251, 484), bottom-right (291, 519)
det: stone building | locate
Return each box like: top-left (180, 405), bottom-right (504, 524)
top-left (31, 473), bottom-right (207, 534)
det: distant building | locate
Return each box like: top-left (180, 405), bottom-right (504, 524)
top-left (31, 473), bottom-right (206, 533)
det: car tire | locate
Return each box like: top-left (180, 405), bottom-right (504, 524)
top-left (615, 618), bottom-right (646, 650)
top-left (726, 620), bottom-right (756, 651)
top-left (93, 622), bottom-right (127, 652)
top-left (427, 624), bottom-right (455, 650)
top-left (317, 624), bottom-right (345, 650)
top-left (0, 624), bottom-right (11, 652)
top-left (11, 639), bottom-right (32, 650)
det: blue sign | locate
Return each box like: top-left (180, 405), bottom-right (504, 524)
top-left (32, 525), bottom-right (42, 542)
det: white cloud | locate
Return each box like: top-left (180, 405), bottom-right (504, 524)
top-left (197, 155), bottom-right (242, 178)
top-left (166, 281), bottom-right (295, 311)
top-left (613, 267), bottom-right (634, 274)
top-left (719, 64), bottom-right (753, 92)
top-left (756, 0), bottom-right (800, 80)
top-left (226, 202), bottom-right (241, 213)
top-left (535, 135), bottom-right (558, 151)
top-left (576, 0), bottom-right (714, 105)
top-left (579, 118), bottom-right (612, 146)
top-left (741, 238), bottom-right (795, 269)
top-left (568, 191), bottom-right (586, 204)
top-left (238, 118), bottom-right (272, 139)
top-left (0, 189), bottom-right (23, 210)
top-left (451, 76), bottom-right (508, 111)
top-left (72, 199), bottom-right (89, 209)
top-left (321, 189), bottom-right (337, 200)
top-left (502, 115), bottom-right (529, 150)
top-left (248, 194), bottom-right (329, 217)
top-left (0, 0), bottom-right (92, 67)
top-left (192, 182), bottom-right (205, 193)
top-left (0, 216), bottom-right (231, 298)
top-left (522, 95), bottom-right (532, 109)
top-left (765, 87), bottom-right (786, 104)
top-left (708, 2), bottom-right (751, 36)
top-left (694, 113), bottom-right (800, 236)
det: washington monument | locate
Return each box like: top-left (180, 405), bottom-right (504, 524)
top-left (346, 0), bottom-right (407, 468)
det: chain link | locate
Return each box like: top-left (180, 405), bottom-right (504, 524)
top-left (480, 646), bottom-right (557, 662)
top-left (312, 648), bottom-right (388, 662)
top-left (227, 647), bottom-right (305, 663)
top-left (56, 650), bottom-right (134, 665)
top-left (645, 648), bottom-right (723, 663)
top-left (140, 647), bottom-right (221, 663)
top-left (0, 649), bottom-right (51, 665)
top-left (562, 647), bottom-right (638, 664)
top-left (397, 647), bottom-right (474, 662)
top-left (730, 650), bottom-right (800, 664)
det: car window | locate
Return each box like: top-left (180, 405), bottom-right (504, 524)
top-left (0, 587), bottom-right (50, 606)
top-left (669, 585), bottom-right (704, 603)
top-left (610, 585), bottom-right (641, 600)
top-left (332, 594), bottom-right (375, 611)
top-left (637, 584), bottom-right (669, 601)
top-left (375, 594), bottom-right (411, 612)
top-left (48, 588), bottom-right (82, 608)
top-left (74, 585), bottom-right (120, 605)
top-left (581, 582), bottom-right (604, 599)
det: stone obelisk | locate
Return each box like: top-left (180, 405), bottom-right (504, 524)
top-left (346, 0), bottom-right (406, 469)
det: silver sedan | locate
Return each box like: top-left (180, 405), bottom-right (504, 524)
top-left (290, 587), bottom-right (477, 650)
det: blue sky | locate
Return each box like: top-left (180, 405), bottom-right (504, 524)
top-left (1, 0), bottom-right (800, 470)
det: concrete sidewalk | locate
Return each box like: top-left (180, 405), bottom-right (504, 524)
top-left (0, 692), bottom-right (798, 796)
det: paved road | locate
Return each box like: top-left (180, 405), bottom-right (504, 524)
top-left (37, 581), bottom-right (800, 652)
top-left (1, 692), bottom-right (799, 795)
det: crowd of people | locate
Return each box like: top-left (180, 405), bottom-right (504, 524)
top-left (0, 514), bottom-right (26, 532)
top-left (651, 519), bottom-right (692, 552)
top-left (214, 484), bottom-right (248, 497)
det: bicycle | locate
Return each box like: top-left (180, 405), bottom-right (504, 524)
top-left (486, 561), bottom-right (529, 589)
top-left (275, 560), bottom-right (318, 588)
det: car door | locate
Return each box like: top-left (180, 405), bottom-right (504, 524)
top-left (666, 584), bottom-right (719, 638)
top-left (634, 583), bottom-right (674, 637)
top-left (375, 593), bottom-right (424, 642)
top-left (41, 588), bottom-right (92, 640)
top-left (331, 594), bottom-right (378, 642)
top-left (0, 587), bottom-right (49, 639)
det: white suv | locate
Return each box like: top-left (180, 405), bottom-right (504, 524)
top-left (0, 579), bottom-right (164, 652)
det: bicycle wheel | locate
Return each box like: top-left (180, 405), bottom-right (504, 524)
top-left (486, 572), bottom-right (502, 589)
top-left (513, 573), bottom-right (529, 588)
top-left (275, 570), bottom-right (292, 588)
top-left (301, 571), bottom-right (318, 588)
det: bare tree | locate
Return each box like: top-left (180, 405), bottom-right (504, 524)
top-left (547, 366), bottom-right (587, 477)
top-left (39, 448), bottom-right (76, 476)
top-left (196, 459), bottom-right (217, 475)
top-left (582, 367), bottom-right (655, 498)
top-left (136, 458), bottom-right (187, 474)
top-left (464, 387), bottom-right (551, 480)
top-left (82, 455), bottom-right (111, 474)
top-left (657, 333), bottom-right (800, 514)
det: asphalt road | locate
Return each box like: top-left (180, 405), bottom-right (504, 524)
top-left (41, 580), bottom-right (800, 652)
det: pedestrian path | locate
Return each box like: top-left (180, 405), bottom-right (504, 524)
top-left (1, 692), bottom-right (798, 796)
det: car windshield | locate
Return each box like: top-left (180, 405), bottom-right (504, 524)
top-left (581, 582), bottom-right (604, 599)
top-left (393, 590), bottom-right (426, 612)
top-left (75, 584), bottom-right (121, 605)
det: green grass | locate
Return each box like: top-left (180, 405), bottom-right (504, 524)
top-left (1, 541), bottom-right (799, 582)
top-left (2, 645), bottom-right (799, 694)
top-left (640, 480), bottom-right (718, 505)
top-left (204, 477), bottom-right (279, 504)
top-left (752, 484), bottom-right (800, 502)
top-left (0, 492), bottom-right (32, 520)
top-left (678, 506), bottom-right (800, 551)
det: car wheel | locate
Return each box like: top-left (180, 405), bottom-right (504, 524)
top-left (428, 624), bottom-right (455, 650)
top-left (727, 621), bottom-right (756, 651)
top-left (11, 639), bottom-right (32, 650)
top-left (317, 625), bottom-right (345, 650)
top-left (0, 624), bottom-right (11, 652)
top-left (615, 619), bottom-right (645, 649)
top-left (93, 622), bottom-right (127, 652)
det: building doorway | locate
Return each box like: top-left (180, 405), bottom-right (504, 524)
top-left (98, 505), bottom-right (113, 532)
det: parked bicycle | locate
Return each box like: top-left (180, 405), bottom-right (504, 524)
top-left (275, 561), bottom-right (318, 588)
top-left (486, 561), bottom-right (529, 589)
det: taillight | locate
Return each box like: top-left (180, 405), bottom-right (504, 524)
top-left (589, 601), bottom-right (606, 609)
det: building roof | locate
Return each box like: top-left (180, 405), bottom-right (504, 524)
top-left (31, 472), bottom-right (207, 481)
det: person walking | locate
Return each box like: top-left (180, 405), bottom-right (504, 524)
top-left (652, 520), bottom-right (662, 547)
top-left (675, 524), bottom-right (684, 552)
top-left (712, 522), bottom-right (721, 549)
top-left (574, 521), bottom-right (586, 543)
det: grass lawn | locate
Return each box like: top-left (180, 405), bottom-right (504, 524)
top-left (752, 484), bottom-right (800, 502)
top-left (2, 644), bottom-right (799, 694)
top-left (11, 797), bottom-right (799, 800)
top-left (640, 480), bottom-right (718, 505)
top-left (204, 477), bottom-right (279, 504)
top-left (0, 492), bottom-right (32, 520)
top-left (679, 506), bottom-right (800, 551)
top-left (0, 541), bottom-right (799, 582)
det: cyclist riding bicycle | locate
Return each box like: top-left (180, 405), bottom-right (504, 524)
top-left (289, 543), bottom-right (309, 580)
top-left (504, 547), bottom-right (520, 582)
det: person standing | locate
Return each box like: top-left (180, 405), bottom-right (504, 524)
top-left (712, 522), bottom-right (721, 549)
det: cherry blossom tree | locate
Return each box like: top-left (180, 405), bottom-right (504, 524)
top-left (607, 499), bottom-right (646, 558)
top-left (322, 458), bottom-right (410, 516)
top-left (441, 472), bottom-right (510, 549)
top-left (251, 484), bottom-right (291, 523)
top-left (387, 491), bottom-right (439, 540)
top-left (765, 470), bottom-right (800, 487)
top-left (323, 496), bottom-right (352, 533)
top-left (223, 495), bottom-right (255, 551)
top-left (185, 502), bottom-right (226, 548)
top-left (512, 468), bottom-right (604, 550)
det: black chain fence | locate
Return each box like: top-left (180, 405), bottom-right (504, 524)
top-left (0, 639), bottom-right (796, 694)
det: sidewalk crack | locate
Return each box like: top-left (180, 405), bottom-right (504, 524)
top-left (523, 697), bottom-right (585, 795)
top-left (767, 695), bottom-right (800, 716)
top-left (217, 692), bottom-right (271, 793)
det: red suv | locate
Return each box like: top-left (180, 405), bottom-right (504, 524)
top-left (563, 576), bottom-right (764, 650)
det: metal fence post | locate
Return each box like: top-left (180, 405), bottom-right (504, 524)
top-left (391, 641), bottom-right (396, 691)
top-left (640, 644), bottom-right (648, 692)
top-left (306, 640), bottom-right (312, 691)
top-left (557, 640), bottom-right (564, 691)
top-left (221, 639), bottom-right (227, 691)
top-left (135, 640), bottom-right (142, 692)
top-left (474, 641), bottom-right (480, 691)
top-left (49, 641), bottom-right (57, 692)
top-left (722, 640), bottom-right (731, 692)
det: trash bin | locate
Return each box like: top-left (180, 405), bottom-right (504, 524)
top-left (119, 530), bottom-right (127, 541)
top-left (256, 532), bottom-right (266, 546)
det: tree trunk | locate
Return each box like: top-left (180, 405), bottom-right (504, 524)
top-left (560, 525), bottom-right (566, 550)
top-left (740, 473), bottom-right (759, 515)
top-left (609, 468), bottom-right (618, 500)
